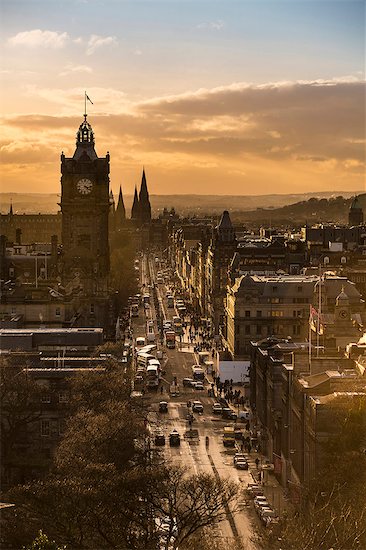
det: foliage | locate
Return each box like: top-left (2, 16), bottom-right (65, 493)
top-left (24, 530), bottom-right (67, 550)
top-left (0, 357), bottom-right (44, 486)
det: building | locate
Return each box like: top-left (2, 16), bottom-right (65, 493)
top-left (225, 274), bottom-right (365, 359)
top-left (249, 336), bottom-right (366, 501)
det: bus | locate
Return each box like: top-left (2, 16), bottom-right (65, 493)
top-left (173, 316), bottom-right (183, 335)
top-left (223, 426), bottom-right (236, 447)
top-left (165, 331), bottom-right (176, 349)
top-left (146, 364), bottom-right (160, 389)
top-left (147, 324), bottom-right (155, 342)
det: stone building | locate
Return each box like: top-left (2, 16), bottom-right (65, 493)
top-left (225, 274), bottom-right (364, 359)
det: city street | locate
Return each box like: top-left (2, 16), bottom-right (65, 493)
top-left (130, 254), bottom-right (259, 549)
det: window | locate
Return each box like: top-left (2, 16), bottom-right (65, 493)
top-left (9, 267), bottom-right (14, 277)
top-left (41, 395), bottom-right (51, 404)
top-left (41, 420), bottom-right (50, 437)
top-left (55, 307), bottom-right (61, 317)
top-left (256, 325), bottom-right (262, 335)
top-left (256, 310), bottom-right (262, 318)
top-left (59, 391), bottom-right (69, 403)
top-left (90, 303), bottom-right (95, 314)
top-left (297, 286), bottom-right (303, 292)
top-left (245, 325), bottom-right (251, 335)
top-left (272, 286), bottom-right (278, 292)
top-left (245, 310), bottom-right (250, 318)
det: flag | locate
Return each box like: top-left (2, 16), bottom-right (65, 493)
top-left (86, 93), bottom-right (93, 104)
top-left (309, 305), bottom-right (324, 335)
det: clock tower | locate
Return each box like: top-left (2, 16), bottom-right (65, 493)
top-left (60, 114), bottom-right (110, 306)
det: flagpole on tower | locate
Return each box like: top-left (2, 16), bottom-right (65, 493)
top-left (84, 91), bottom-right (87, 119)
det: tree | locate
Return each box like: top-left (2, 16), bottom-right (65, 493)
top-left (149, 466), bottom-right (239, 550)
top-left (0, 357), bottom-right (44, 487)
top-left (24, 530), bottom-right (66, 550)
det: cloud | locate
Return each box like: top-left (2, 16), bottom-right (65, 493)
top-left (1, 77), bottom-right (364, 194)
top-left (59, 64), bottom-right (93, 77)
top-left (197, 20), bottom-right (225, 31)
top-left (86, 34), bottom-right (118, 55)
top-left (8, 29), bottom-right (69, 48)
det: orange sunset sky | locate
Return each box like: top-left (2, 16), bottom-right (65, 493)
top-left (0, 0), bottom-right (365, 197)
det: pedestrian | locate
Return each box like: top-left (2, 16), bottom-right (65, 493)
top-left (255, 457), bottom-right (260, 469)
top-left (248, 443), bottom-right (252, 453)
top-left (161, 386), bottom-right (164, 394)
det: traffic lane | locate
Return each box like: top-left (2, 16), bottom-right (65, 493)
top-left (152, 400), bottom-right (258, 549)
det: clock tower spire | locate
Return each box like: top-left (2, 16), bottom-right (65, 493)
top-left (60, 111), bottom-right (110, 327)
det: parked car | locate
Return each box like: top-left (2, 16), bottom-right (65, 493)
top-left (192, 401), bottom-right (204, 413)
top-left (235, 458), bottom-right (249, 470)
top-left (212, 403), bottom-right (222, 414)
top-left (262, 510), bottom-right (280, 526)
top-left (194, 382), bottom-right (204, 391)
top-left (169, 429), bottom-right (181, 447)
top-left (246, 485), bottom-right (264, 497)
top-left (155, 433), bottom-right (166, 446)
top-left (183, 377), bottom-right (194, 387)
top-left (233, 453), bottom-right (247, 465)
top-left (159, 401), bottom-right (168, 413)
top-left (254, 496), bottom-right (269, 511)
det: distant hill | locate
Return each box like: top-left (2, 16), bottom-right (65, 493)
top-left (230, 195), bottom-right (364, 226)
top-left (0, 191), bottom-right (361, 217)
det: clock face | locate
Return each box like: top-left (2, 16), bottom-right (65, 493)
top-left (77, 178), bottom-right (93, 195)
top-left (339, 309), bottom-right (348, 319)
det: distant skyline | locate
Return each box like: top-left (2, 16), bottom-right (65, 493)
top-left (0, 0), bottom-right (365, 196)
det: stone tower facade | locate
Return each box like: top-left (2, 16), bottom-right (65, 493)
top-left (60, 115), bottom-right (110, 298)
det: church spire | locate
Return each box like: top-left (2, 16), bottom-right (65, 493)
top-left (115, 185), bottom-right (126, 227)
top-left (131, 186), bottom-right (140, 220)
top-left (9, 200), bottom-right (13, 216)
top-left (138, 168), bottom-right (151, 222)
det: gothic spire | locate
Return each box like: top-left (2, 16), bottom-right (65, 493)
top-left (131, 186), bottom-right (140, 220)
top-left (116, 185), bottom-right (126, 222)
top-left (138, 168), bottom-right (151, 222)
top-left (9, 201), bottom-right (13, 216)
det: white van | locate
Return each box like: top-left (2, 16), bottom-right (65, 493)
top-left (136, 337), bottom-right (146, 348)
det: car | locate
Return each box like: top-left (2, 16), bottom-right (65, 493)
top-left (169, 430), bottom-right (181, 447)
top-left (183, 377), bottom-right (194, 387)
top-left (155, 433), bottom-right (166, 446)
top-left (218, 397), bottom-right (229, 408)
top-left (246, 485), bottom-right (264, 497)
top-left (262, 511), bottom-right (280, 526)
top-left (192, 401), bottom-right (203, 413)
top-left (212, 403), bottom-right (222, 414)
top-left (235, 458), bottom-right (249, 470)
top-left (159, 401), bottom-right (168, 413)
top-left (233, 453), bottom-right (246, 464)
top-left (221, 407), bottom-right (236, 420)
top-left (254, 496), bottom-right (269, 511)
top-left (194, 382), bottom-right (204, 391)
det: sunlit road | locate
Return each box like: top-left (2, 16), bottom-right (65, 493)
top-left (131, 254), bottom-right (258, 549)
